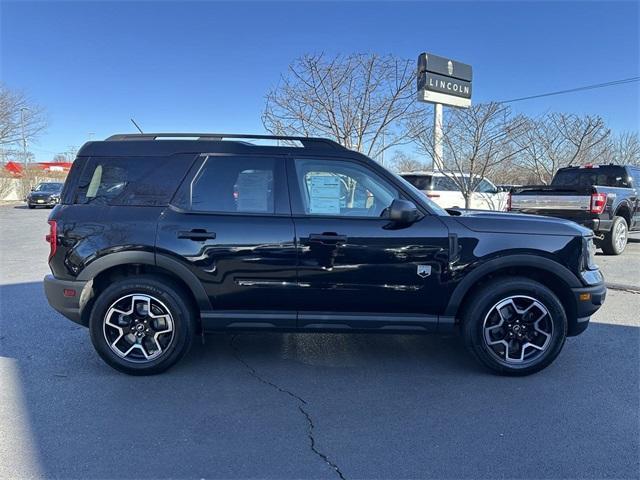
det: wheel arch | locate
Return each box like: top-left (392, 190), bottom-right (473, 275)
top-left (77, 251), bottom-right (211, 326)
top-left (614, 202), bottom-right (632, 226)
top-left (445, 255), bottom-right (580, 331)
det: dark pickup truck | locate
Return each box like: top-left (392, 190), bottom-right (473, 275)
top-left (509, 164), bottom-right (640, 254)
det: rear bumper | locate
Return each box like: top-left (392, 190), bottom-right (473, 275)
top-left (43, 274), bottom-right (90, 326)
top-left (584, 218), bottom-right (613, 233)
top-left (568, 282), bottom-right (607, 336)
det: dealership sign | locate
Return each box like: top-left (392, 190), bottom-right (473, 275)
top-left (417, 52), bottom-right (473, 108)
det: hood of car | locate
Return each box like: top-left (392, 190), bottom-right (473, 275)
top-left (450, 209), bottom-right (592, 237)
top-left (29, 192), bottom-right (57, 198)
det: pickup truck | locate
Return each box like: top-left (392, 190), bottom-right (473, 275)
top-left (509, 164), bottom-right (640, 255)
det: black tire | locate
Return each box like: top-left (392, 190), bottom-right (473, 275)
top-left (601, 216), bottom-right (628, 255)
top-left (462, 277), bottom-right (567, 376)
top-left (89, 275), bottom-right (195, 375)
top-left (27, 204), bottom-right (35, 209)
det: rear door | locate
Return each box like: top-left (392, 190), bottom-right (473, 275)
top-left (156, 154), bottom-right (298, 328)
top-left (288, 156), bottom-right (450, 329)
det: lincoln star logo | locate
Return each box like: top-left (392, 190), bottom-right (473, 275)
top-left (417, 265), bottom-right (432, 278)
top-left (447, 60), bottom-right (453, 76)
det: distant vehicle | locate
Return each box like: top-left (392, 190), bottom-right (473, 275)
top-left (509, 164), bottom-right (640, 255)
top-left (399, 171), bottom-right (509, 211)
top-left (44, 133), bottom-right (605, 376)
top-left (26, 182), bottom-right (64, 209)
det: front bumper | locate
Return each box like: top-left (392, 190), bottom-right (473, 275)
top-left (43, 274), bottom-right (90, 326)
top-left (28, 197), bottom-right (59, 206)
top-left (568, 281), bottom-right (607, 336)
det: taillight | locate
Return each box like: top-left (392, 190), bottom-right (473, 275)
top-left (45, 220), bottom-right (57, 260)
top-left (507, 191), bottom-right (512, 211)
top-left (590, 193), bottom-right (607, 214)
top-left (426, 193), bottom-right (440, 198)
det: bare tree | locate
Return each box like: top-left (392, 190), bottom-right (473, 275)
top-left (388, 150), bottom-right (428, 173)
top-left (410, 102), bottom-right (526, 208)
top-left (0, 84), bottom-right (47, 154)
top-left (514, 113), bottom-right (610, 184)
top-left (603, 131), bottom-right (640, 165)
top-left (262, 53), bottom-right (420, 159)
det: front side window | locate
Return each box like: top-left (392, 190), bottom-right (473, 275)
top-left (294, 158), bottom-right (398, 217)
top-left (476, 178), bottom-right (497, 193)
top-left (188, 156), bottom-right (276, 213)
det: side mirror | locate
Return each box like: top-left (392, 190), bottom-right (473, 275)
top-left (387, 199), bottom-right (422, 225)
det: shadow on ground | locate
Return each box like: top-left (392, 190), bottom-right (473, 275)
top-left (1, 281), bottom-right (638, 479)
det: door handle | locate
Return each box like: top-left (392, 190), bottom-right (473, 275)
top-left (177, 229), bottom-right (216, 241)
top-left (307, 233), bottom-right (347, 245)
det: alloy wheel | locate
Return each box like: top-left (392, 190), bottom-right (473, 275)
top-left (614, 220), bottom-right (627, 252)
top-left (482, 295), bottom-right (553, 365)
top-left (103, 294), bottom-right (175, 363)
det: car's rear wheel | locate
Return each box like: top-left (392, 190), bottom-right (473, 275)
top-left (89, 276), bottom-right (195, 375)
top-left (601, 216), bottom-right (627, 255)
top-left (462, 277), bottom-right (567, 375)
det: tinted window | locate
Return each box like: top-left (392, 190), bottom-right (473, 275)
top-left (433, 176), bottom-right (459, 191)
top-left (74, 156), bottom-right (194, 206)
top-left (295, 158), bottom-right (398, 217)
top-left (188, 156), bottom-right (277, 213)
top-left (401, 175), bottom-right (432, 190)
top-left (552, 166), bottom-right (631, 188)
top-left (476, 179), bottom-right (497, 193)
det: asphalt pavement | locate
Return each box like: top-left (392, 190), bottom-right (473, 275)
top-left (1, 205), bottom-right (638, 479)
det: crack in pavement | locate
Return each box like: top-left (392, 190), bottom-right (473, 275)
top-left (605, 282), bottom-right (640, 294)
top-left (229, 335), bottom-right (347, 480)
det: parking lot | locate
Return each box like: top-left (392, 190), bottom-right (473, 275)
top-left (0, 204), bottom-right (638, 479)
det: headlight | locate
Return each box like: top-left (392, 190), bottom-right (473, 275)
top-left (582, 237), bottom-right (597, 271)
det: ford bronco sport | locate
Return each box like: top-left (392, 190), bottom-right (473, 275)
top-left (44, 133), bottom-right (606, 376)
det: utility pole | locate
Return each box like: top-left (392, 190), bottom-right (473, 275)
top-left (433, 103), bottom-right (444, 171)
top-left (20, 107), bottom-right (28, 165)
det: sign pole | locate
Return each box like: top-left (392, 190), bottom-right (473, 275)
top-left (433, 103), bottom-right (444, 171)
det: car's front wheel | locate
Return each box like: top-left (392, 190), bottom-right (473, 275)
top-left (89, 275), bottom-right (195, 375)
top-left (462, 277), bottom-right (567, 376)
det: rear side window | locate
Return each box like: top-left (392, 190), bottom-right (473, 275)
top-left (74, 156), bottom-right (194, 206)
top-left (433, 176), bottom-right (459, 191)
top-left (401, 175), bottom-right (432, 190)
top-left (180, 156), bottom-right (279, 214)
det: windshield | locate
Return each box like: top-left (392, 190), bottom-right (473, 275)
top-left (34, 183), bottom-right (63, 192)
top-left (552, 166), bottom-right (630, 188)
top-left (392, 172), bottom-right (449, 215)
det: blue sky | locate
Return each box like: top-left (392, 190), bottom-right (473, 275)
top-left (2, 0), bottom-right (639, 161)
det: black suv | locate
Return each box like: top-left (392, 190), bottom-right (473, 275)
top-left (44, 133), bottom-right (606, 376)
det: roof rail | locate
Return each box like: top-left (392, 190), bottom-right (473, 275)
top-left (104, 133), bottom-right (344, 150)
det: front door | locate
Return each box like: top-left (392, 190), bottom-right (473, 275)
top-left (288, 157), bottom-right (450, 330)
top-left (156, 154), bottom-right (297, 328)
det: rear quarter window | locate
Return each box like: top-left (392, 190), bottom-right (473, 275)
top-left (73, 155), bottom-right (195, 206)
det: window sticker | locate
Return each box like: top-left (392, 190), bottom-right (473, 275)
top-left (308, 175), bottom-right (340, 214)
top-left (236, 170), bottom-right (271, 212)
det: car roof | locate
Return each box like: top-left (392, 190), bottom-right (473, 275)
top-left (399, 171), bottom-right (471, 177)
top-left (77, 133), bottom-right (361, 159)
